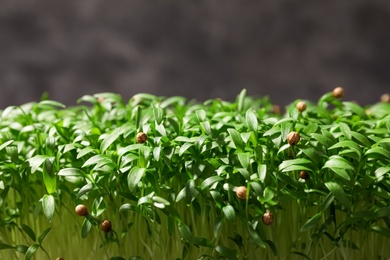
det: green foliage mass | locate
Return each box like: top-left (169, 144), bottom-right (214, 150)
top-left (0, 90), bottom-right (390, 259)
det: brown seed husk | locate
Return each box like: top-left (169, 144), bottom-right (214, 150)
top-left (136, 132), bottom-right (147, 143)
top-left (262, 211), bottom-right (274, 225)
top-left (381, 93), bottom-right (390, 103)
top-left (296, 101), bottom-right (307, 112)
top-left (75, 204), bottom-right (88, 217)
top-left (100, 219), bottom-right (112, 233)
top-left (287, 132), bottom-right (300, 146)
top-left (299, 171), bottom-right (309, 180)
top-left (236, 186), bottom-right (247, 200)
top-left (332, 87), bottom-right (344, 98)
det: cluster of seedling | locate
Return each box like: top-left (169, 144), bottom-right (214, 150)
top-left (0, 87), bottom-right (389, 260)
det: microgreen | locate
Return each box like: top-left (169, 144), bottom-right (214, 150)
top-left (0, 89), bottom-right (389, 259)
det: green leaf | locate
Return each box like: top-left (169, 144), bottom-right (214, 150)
top-left (42, 194), bottom-right (55, 222)
top-left (100, 131), bottom-right (121, 153)
top-left (365, 147), bottom-right (390, 159)
top-left (25, 244), bottom-right (39, 260)
top-left (325, 182), bottom-right (351, 208)
top-left (81, 218), bottom-right (92, 238)
top-left (38, 227), bottom-right (51, 245)
top-left (258, 164), bottom-right (267, 182)
top-left (43, 158), bottom-right (56, 194)
top-left (58, 168), bottom-right (86, 177)
top-left (246, 109), bottom-right (258, 131)
top-left (153, 105), bottom-right (164, 125)
top-left (0, 242), bottom-right (14, 250)
top-left (192, 237), bottom-right (213, 248)
top-left (196, 109), bottom-right (207, 122)
top-left (343, 101), bottom-right (366, 118)
top-left (222, 205), bottom-right (235, 221)
top-left (227, 128), bottom-right (245, 152)
top-left (311, 133), bottom-right (335, 148)
top-left (39, 100), bottom-right (66, 108)
top-left (237, 88), bottom-right (246, 112)
top-left (300, 212), bottom-right (322, 232)
top-left (375, 166), bottom-right (390, 180)
top-left (323, 155), bottom-right (354, 171)
top-left (237, 153), bottom-right (251, 169)
top-left (371, 226), bottom-right (390, 238)
top-left (15, 244), bottom-right (28, 253)
top-left (351, 131), bottom-right (371, 147)
top-left (0, 140), bottom-right (14, 151)
top-left (179, 143), bottom-right (194, 156)
top-left (279, 158), bottom-right (312, 171)
top-left (215, 245), bottom-right (238, 260)
top-left (28, 155), bottom-right (50, 173)
top-left (127, 167), bottom-right (145, 192)
top-left (200, 176), bottom-right (224, 190)
top-left (178, 222), bottom-right (192, 242)
top-left (21, 224), bottom-right (36, 242)
top-left (82, 154), bottom-right (112, 168)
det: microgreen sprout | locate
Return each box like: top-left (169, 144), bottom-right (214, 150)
top-left (0, 89), bottom-right (389, 259)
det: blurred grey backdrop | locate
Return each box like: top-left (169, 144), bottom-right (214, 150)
top-left (0, 0), bottom-right (389, 108)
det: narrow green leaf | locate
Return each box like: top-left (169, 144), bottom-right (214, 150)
top-left (0, 242), bottom-right (14, 250)
top-left (300, 212), bottom-right (322, 232)
top-left (323, 156), bottom-right (354, 170)
top-left (28, 155), bottom-right (50, 173)
top-left (325, 182), bottom-right (351, 208)
top-left (237, 88), bottom-right (246, 112)
top-left (39, 100), bottom-right (66, 108)
top-left (258, 164), bottom-right (267, 182)
top-left (200, 176), bottom-right (223, 190)
top-left (179, 143), bottom-right (194, 156)
top-left (238, 153), bottom-right (251, 169)
top-left (365, 147), bottom-right (390, 159)
top-left (222, 205), bottom-right (235, 221)
top-left (371, 226), bottom-right (390, 238)
top-left (196, 109), bottom-right (207, 122)
top-left (21, 224), bottom-right (36, 242)
top-left (58, 168), bottom-right (86, 177)
top-left (178, 222), bottom-right (192, 242)
top-left (215, 245), bottom-right (238, 260)
top-left (127, 167), bottom-right (145, 192)
top-left (81, 218), bottom-right (92, 238)
top-left (153, 105), bottom-right (164, 125)
top-left (227, 128), bottom-right (245, 152)
top-left (25, 244), bottom-right (39, 260)
top-left (15, 244), bottom-right (28, 253)
top-left (100, 131), bottom-right (121, 153)
top-left (279, 158), bottom-right (312, 171)
top-left (42, 194), bottom-right (55, 222)
top-left (246, 109), bottom-right (258, 131)
top-left (38, 228), bottom-right (51, 245)
top-left (375, 166), bottom-right (390, 180)
top-left (351, 131), bottom-right (371, 147)
top-left (43, 159), bottom-right (56, 194)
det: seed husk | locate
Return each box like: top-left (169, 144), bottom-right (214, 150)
top-left (381, 93), bottom-right (390, 103)
top-left (299, 171), bottom-right (309, 180)
top-left (56, 258), bottom-right (64, 260)
top-left (235, 186), bottom-right (247, 200)
top-left (296, 101), bottom-right (307, 112)
top-left (100, 219), bottom-right (112, 233)
top-left (136, 132), bottom-right (147, 144)
top-left (75, 204), bottom-right (88, 217)
top-left (287, 132), bottom-right (300, 146)
top-left (262, 211), bottom-right (274, 225)
top-left (332, 86), bottom-right (344, 98)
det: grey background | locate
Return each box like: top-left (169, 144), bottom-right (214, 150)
top-left (0, 0), bottom-right (389, 109)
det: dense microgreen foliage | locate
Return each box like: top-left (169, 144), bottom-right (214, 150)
top-left (0, 89), bottom-right (390, 259)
